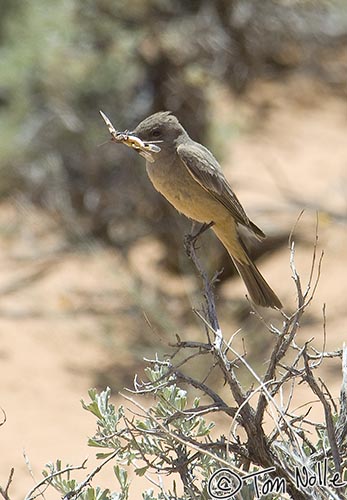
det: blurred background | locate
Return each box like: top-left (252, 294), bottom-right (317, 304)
top-left (0, 0), bottom-right (347, 496)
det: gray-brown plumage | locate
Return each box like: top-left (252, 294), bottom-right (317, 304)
top-left (130, 111), bottom-right (282, 309)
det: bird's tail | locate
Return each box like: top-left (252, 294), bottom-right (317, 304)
top-left (232, 257), bottom-right (282, 309)
top-left (213, 225), bottom-right (282, 309)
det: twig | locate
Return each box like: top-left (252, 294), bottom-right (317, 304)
top-left (169, 339), bottom-right (212, 351)
top-left (62, 452), bottom-right (120, 500)
top-left (0, 408), bottom-right (6, 427)
top-left (303, 349), bottom-right (341, 472)
top-left (311, 303), bottom-right (327, 369)
top-left (0, 469), bottom-right (14, 500)
top-left (173, 369), bottom-right (236, 417)
top-left (288, 209), bottom-right (305, 249)
top-left (306, 212), bottom-right (319, 294)
top-left (337, 344), bottom-right (347, 445)
top-left (23, 451), bottom-right (45, 500)
top-left (165, 403), bottom-right (236, 424)
top-left (24, 461), bottom-right (88, 500)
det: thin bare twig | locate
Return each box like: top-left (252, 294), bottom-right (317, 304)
top-left (0, 408), bottom-right (6, 427)
top-left (0, 469), bottom-right (14, 500)
top-left (303, 349), bottom-right (341, 472)
top-left (23, 451), bottom-right (46, 500)
top-left (337, 344), bottom-right (347, 445)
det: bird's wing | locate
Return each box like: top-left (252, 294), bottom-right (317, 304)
top-left (177, 142), bottom-right (265, 238)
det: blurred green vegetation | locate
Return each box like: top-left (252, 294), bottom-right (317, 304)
top-left (0, 0), bottom-right (346, 258)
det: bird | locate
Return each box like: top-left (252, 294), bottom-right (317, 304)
top-left (129, 111), bottom-right (282, 309)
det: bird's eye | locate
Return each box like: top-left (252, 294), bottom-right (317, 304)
top-left (151, 128), bottom-right (161, 138)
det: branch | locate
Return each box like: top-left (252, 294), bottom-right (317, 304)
top-left (184, 224), bottom-right (221, 344)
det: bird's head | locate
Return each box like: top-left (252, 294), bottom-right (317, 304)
top-left (131, 111), bottom-right (186, 159)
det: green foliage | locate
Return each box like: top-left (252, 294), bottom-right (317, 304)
top-left (36, 363), bottom-right (224, 499)
top-left (41, 460), bottom-right (116, 500)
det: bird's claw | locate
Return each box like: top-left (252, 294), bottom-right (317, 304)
top-left (184, 233), bottom-right (200, 256)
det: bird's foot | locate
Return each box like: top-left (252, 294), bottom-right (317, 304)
top-left (184, 233), bottom-right (196, 257)
top-left (184, 221), bottom-right (214, 257)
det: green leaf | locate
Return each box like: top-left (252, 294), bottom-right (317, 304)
top-left (113, 465), bottom-right (128, 488)
top-left (134, 466), bottom-right (148, 477)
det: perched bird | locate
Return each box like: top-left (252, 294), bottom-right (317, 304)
top-left (129, 111), bottom-right (282, 309)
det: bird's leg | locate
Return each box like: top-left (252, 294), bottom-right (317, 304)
top-left (184, 221), bottom-right (214, 256)
top-left (192, 221), bottom-right (215, 239)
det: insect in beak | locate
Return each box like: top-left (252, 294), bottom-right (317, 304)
top-left (99, 111), bottom-right (161, 162)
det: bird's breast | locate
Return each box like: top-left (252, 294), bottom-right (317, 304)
top-left (146, 158), bottom-right (193, 205)
top-left (145, 156), bottom-right (227, 224)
